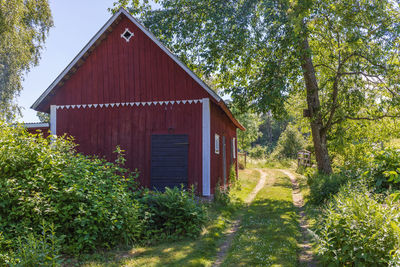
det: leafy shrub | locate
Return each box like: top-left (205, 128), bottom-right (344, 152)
top-left (271, 124), bottom-right (304, 159)
top-left (306, 170), bottom-right (351, 204)
top-left (315, 183), bottom-right (400, 265)
top-left (0, 123), bottom-right (141, 254)
top-left (13, 222), bottom-right (63, 267)
top-left (248, 145), bottom-right (267, 159)
top-left (214, 180), bottom-right (231, 206)
top-left (0, 222), bottom-right (63, 266)
top-left (363, 147), bottom-right (400, 192)
top-left (137, 186), bottom-right (207, 241)
top-left (0, 232), bottom-right (15, 266)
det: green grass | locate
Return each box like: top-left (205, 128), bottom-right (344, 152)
top-left (75, 169), bottom-right (260, 267)
top-left (222, 170), bottom-right (301, 267)
top-left (246, 158), bottom-right (296, 169)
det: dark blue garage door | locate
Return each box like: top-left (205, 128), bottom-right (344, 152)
top-left (151, 135), bottom-right (189, 191)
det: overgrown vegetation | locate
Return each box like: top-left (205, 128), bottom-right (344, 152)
top-left (0, 123), bottom-right (207, 264)
top-left (306, 170), bottom-right (351, 204)
top-left (136, 187), bottom-right (207, 242)
top-left (303, 146), bottom-right (400, 265)
top-left (315, 183), bottom-right (400, 265)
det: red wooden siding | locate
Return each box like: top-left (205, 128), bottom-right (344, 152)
top-left (50, 16), bottom-right (211, 108)
top-left (30, 11), bottom-right (243, 196)
top-left (210, 101), bottom-right (237, 194)
top-left (56, 103), bottom-right (203, 193)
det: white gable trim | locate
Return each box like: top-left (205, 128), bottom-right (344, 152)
top-left (54, 99), bottom-right (202, 110)
top-left (31, 8), bottom-right (221, 111)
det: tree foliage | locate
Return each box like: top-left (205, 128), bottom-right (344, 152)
top-left (112, 0), bottom-right (400, 173)
top-left (272, 123), bottom-right (305, 159)
top-left (255, 112), bottom-right (292, 151)
top-left (0, 0), bottom-right (53, 120)
top-left (233, 110), bottom-right (263, 151)
top-left (36, 111), bottom-right (49, 123)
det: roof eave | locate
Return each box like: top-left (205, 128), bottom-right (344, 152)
top-left (218, 101), bottom-right (246, 131)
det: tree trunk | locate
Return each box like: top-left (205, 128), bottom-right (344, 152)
top-left (300, 37), bottom-right (332, 174)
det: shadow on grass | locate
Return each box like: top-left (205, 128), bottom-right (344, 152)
top-left (222, 177), bottom-right (301, 267)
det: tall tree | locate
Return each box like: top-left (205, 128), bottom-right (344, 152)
top-left (112, 0), bottom-right (400, 173)
top-left (0, 0), bottom-right (53, 120)
top-left (234, 111), bottom-right (263, 151)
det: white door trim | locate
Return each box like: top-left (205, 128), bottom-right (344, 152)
top-left (202, 98), bottom-right (211, 196)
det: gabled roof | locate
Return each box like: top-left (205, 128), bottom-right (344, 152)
top-left (31, 8), bottom-right (244, 130)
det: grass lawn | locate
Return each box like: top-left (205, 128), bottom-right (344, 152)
top-left (76, 169), bottom-right (260, 267)
top-left (245, 158), bottom-right (295, 169)
top-left (221, 169), bottom-right (301, 267)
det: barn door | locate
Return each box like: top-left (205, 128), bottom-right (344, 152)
top-left (222, 136), bottom-right (227, 187)
top-left (151, 134), bottom-right (189, 191)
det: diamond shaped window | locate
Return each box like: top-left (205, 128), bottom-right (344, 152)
top-left (121, 28), bottom-right (134, 42)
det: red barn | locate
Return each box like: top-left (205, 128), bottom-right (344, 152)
top-left (30, 8), bottom-right (244, 196)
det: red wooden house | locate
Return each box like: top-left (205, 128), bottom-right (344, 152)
top-left (29, 8), bottom-right (244, 196)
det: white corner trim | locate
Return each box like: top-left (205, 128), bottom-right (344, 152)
top-left (50, 105), bottom-right (57, 136)
top-left (202, 98), bottom-right (211, 196)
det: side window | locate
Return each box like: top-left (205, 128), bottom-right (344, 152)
top-left (215, 134), bottom-right (220, 154)
top-left (232, 138), bottom-right (236, 159)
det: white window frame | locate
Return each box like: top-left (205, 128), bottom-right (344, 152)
top-left (215, 134), bottom-right (220, 154)
top-left (232, 138), bottom-right (236, 159)
top-left (121, 28), bottom-right (134, 42)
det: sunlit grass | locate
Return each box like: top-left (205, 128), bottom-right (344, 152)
top-left (222, 170), bottom-right (301, 267)
top-left (246, 158), bottom-right (296, 169)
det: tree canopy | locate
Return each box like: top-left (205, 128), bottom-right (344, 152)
top-left (0, 0), bottom-right (53, 120)
top-left (113, 0), bottom-right (400, 173)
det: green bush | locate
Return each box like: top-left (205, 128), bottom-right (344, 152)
top-left (137, 186), bottom-right (207, 241)
top-left (214, 180), bottom-right (231, 206)
top-left (13, 222), bottom-right (63, 267)
top-left (315, 183), bottom-right (400, 265)
top-left (0, 123), bottom-right (141, 254)
top-left (272, 124), bottom-right (304, 159)
top-left (0, 232), bottom-right (15, 266)
top-left (0, 222), bottom-right (63, 266)
top-left (248, 145), bottom-right (267, 159)
top-left (364, 147), bottom-right (400, 192)
top-left (306, 170), bottom-right (351, 204)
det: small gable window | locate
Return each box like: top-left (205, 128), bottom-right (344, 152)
top-left (121, 28), bottom-right (134, 42)
top-left (215, 134), bottom-right (220, 154)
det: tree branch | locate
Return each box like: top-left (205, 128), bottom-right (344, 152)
top-left (314, 63), bottom-right (336, 72)
top-left (345, 114), bottom-right (400, 121)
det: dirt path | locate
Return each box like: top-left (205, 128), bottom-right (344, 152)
top-left (212, 169), bottom-right (267, 267)
top-left (280, 169), bottom-right (317, 267)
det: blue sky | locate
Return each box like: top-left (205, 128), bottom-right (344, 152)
top-left (18, 0), bottom-right (117, 122)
